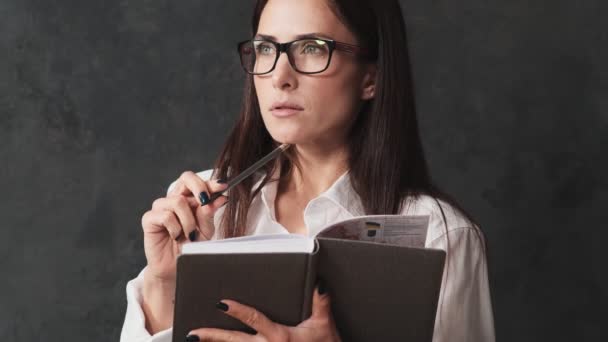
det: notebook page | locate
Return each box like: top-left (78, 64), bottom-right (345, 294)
top-left (181, 234), bottom-right (314, 254)
top-left (317, 215), bottom-right (429, 248)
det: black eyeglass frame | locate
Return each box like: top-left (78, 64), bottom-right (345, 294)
top-left (237, 38), bottom-right (371, 75)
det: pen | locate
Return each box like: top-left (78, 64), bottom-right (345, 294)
top-left (205, 143), bottom-right (291, 205)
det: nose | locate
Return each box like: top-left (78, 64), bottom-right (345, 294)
top-left (271, 52), bottom-right (298, 91)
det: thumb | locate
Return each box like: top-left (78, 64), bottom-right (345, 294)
top-left (311, 280), bottom-right (332, 319)
top-left (193, 179), bottom-right (229, 240)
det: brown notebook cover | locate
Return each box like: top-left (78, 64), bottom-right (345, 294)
top-left (172, 237), bottom-right (445, 342)
top-left (317, 238), bottom-right (445, 341)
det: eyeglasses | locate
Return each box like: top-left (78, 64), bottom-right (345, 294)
top-left (237, 38), bottom-right (370, 75)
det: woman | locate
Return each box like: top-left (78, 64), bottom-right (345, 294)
top-left (120, 0), bottom-right (495, 341)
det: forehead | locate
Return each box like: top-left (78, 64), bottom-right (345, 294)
top-left (256, 0), bottom-right (355, 43)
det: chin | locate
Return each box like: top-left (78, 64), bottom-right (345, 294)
top-left (267, 128), bottom-right (308, 145)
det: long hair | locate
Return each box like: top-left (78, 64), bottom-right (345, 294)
top-left (213, 0), bottom-right (477, 238)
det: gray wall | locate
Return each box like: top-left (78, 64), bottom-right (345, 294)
top-left (1, 0), bottom-right (606, 340)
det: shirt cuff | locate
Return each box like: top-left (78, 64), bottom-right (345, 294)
top-left (120, 267), bottom-right (173, 342)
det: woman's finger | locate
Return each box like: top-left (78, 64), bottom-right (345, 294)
top-left (167, 178), bottom-right (188, 197)
top-left (192, 180), bottom-right (229, 240)
top-left (198, 179), bottom-right (230, 208)
top-left (165, 171), bottom-right (210, 205)
top-left (169, 172), bottom-right (228, 205)
top-left (141, 209), bottom-right (182, 241)
top-left (217, 300), bottom-right (278, 338)
top-left (163, 173), bottom-right (229, 241)
top-left (194, 196), bottom-right (227, 237)
top-left (151, 196), bottom-right (198, 241)
top-left (186, 328), bottom-right (255, 342)
top-left (176, 171), bottom-right (224, 206)
top-left (311, 284), bottom-right (332, 319)
top-left (205, 178), bottom-right (229, 195)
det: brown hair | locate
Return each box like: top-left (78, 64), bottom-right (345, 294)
top-left (213, 0), bottom-right (477, 238)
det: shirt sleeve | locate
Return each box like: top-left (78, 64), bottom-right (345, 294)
top-left (427, 226), bottom-right (496, 342)
top-left (120, 170), bottom-right (218, 341)
top-left (119, 267), bottom-right (173, 342)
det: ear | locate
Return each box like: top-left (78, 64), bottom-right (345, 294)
top-left (360, 64), bottom-right (377, 101)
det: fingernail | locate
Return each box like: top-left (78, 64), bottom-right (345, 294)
top-left (188, 230), bottom-right (197, 242)
top-left (217, 178), bottom-right (227, 184)
top-left (317, 278), bottom-right (326, 295)
top-left (185, 335), bottom-right (200, 342)
top-left (216, 301), bottom-right (229, 312)
top-left (199, 191), bottom-right (210, 206)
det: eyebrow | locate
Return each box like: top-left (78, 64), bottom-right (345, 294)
top-left (254, 32), bottom-right (333, 41)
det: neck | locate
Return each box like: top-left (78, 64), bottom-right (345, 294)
top-left (282, 141), bottom-right (350, 199)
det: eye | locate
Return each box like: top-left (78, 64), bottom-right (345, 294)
top-left (255, 42), bottom-right (275, 55)
top-left (300, 40), bottom-right (327, 55)
top-left (303, 45), bottom-right (320, 54)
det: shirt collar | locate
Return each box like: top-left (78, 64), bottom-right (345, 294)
top-left (256, 167), bottom-right (366, 221)
top-left (319, 170), bottom-right (366, 216)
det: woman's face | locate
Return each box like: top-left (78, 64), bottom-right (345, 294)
top-left (254, 0), bottom-right (375, 147)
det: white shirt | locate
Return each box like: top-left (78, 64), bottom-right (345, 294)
top-left (120, 170), bottom-right (496, 342)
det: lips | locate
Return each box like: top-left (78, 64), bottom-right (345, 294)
top-left (270, 101), bottom-right (304, 111)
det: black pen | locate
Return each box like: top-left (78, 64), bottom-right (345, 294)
top-left (204, 143), bottom-right (291, 205)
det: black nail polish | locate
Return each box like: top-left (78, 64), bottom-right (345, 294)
top-left (185, 335), bottom-right (200, 342)
top-left (199, 191), bottom-right (210, 206)
top-left (317, 278), bottom-right (326, 295)
top-left (216, 301), bottom-right (229, 312)
top-left (217, 178), bottom-right (227, 184)
top-left (188, 230), bottom-right (197, 242)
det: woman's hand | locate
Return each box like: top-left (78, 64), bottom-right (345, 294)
top-left (186, 286), bottom-right (342, 342)
top-left (139, 171), bottom-right (228, 334)
top-left (141, 171), bottom-right (228, 282)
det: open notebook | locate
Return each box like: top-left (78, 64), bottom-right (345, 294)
top-left (173, 215), bottom-right (445, 342)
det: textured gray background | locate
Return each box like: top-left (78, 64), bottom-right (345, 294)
top-left (1, 0), bottom-right (606, 341)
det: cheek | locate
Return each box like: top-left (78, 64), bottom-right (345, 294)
top-left (310, 76), bottom-right (362, 122)
top-left (318, 63), bottom-right (364, 111)
top-left (253, 78), bottom-right (269, 108)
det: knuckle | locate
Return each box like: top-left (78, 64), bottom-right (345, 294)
top-left (180, 170), bottom-right (195, 180)
top-left (318, 317), bottom-right (331, 327)
top-left (245, 310), bottom-right (260, 327)
top-left (173, 195), bottom-right (189, 208)
top-left (167, 180), bottom-right (183, 196)
top-left (160, 211), bottom-right (174, 226)
top-left (141, 210), bottom-right (152, 225)
top-left (151, 197), bottom-right (164, 209)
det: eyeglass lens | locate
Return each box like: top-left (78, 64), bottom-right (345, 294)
top-left (239, 39), bottom-right (331, 74)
